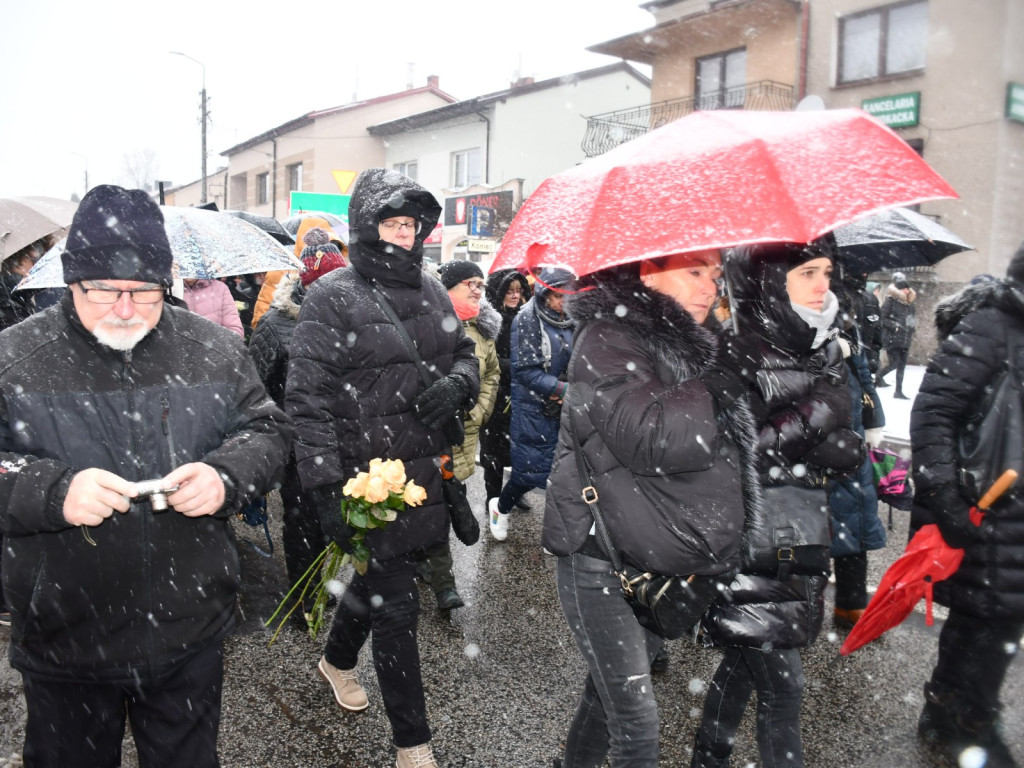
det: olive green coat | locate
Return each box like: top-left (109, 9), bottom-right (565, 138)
top-left (453, 300), bottom-right (501, 480)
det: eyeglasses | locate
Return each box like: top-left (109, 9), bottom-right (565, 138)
top-left (461, 279), bottom-right (485, 293)
top-left (379, 218), bottom-right (421, 234)
top-left (78, 283), bottom-right (165, 305)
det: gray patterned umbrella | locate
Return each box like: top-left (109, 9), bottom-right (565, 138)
top-left (17, 206), bottom-right (302, 290)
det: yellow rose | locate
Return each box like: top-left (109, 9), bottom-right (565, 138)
top-left (367, 458), bottom-right (384, 477)
top-left (364, 475), bottom-right (389, 504)
top-left (343, 472), bottom-right (368, 499)
top-left (403, 481), bottom-right (427, 507)
top-left (379, 459), bottom-right (407, 493)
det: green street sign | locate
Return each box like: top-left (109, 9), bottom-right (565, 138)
top-left (289, 192), bottom-right (350, 220)
top-left (1006, 82), bottom-right (1024, 124)
top-left (861, 92), bottom-right (920, 128)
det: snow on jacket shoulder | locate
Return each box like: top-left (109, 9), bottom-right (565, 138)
top-left (0, 294), bottom-right (291, 682)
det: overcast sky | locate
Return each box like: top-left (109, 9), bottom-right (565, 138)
top-left (0, 0), bottom-right (652, 200)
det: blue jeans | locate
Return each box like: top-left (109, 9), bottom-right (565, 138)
top-left (692, 646), bottom-right (804, 768)
top-left (557, 552), bottom-right (663, 768)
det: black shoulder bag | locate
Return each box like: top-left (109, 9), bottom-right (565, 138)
top-left (565, 394), bottom-right (718, 640)
top-left (957, 326), bottom-right (1024, 502)
top-left (360, 277), bottom-right (478, 546)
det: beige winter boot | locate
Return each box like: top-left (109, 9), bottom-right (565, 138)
top-left (317, 656), bottom-right (368, 712)
top-left (396, 742), bottom-right (438, 768)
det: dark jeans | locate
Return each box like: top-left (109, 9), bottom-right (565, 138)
top-left (280, 457), bottom-right (326, 586)
top-left (877, 347), bottom-right (909, 392)
top-left (929, 608), bottom-right (1024, 724)
top-left (693, 646), bottom-right (805, 768)
top-left (22, 642), bottom-right (224, 768)
top-left (557, 553), bottom-right (663, 768)
top-left (833, 552), bottom-right (868, 611)
top-left (324, 555), bottom-right (431, 748)
top-left (480, 416), bottom-right (510, 502)
top-left (497, 473), bottom-right (536, 516)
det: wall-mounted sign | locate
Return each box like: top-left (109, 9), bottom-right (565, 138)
top-left (861, 92), bottom-right (920, 128)
top-left (1007, 82), bottom-right (1024, 124)
top-left (470, 206), bottom-right (496, 237)
top-left (289, 191), bottom-right (350, 220)
top-left (445, 190), bottom-right (515, 230)
top-left (468, 238), bottom-right (497, 252)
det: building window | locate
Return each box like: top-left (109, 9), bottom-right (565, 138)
top-left (838, 1), bottom-right (928, 84)
top-left (394, 161), bottom-right (418, 181)
top-left (256, 172), bottom-right (270, 205)
top-left (696, 48), bottom-right (747, 110)
top-left (287, 163), bottom-right (303, 192)
top-left (451, 149), bottom-right (482, 188)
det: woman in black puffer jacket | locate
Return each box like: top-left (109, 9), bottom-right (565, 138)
top-left (693, 238), bottom-right (863, 768)
top-left (544, 252), bottom-right (760, 768)
top-left (909, 254), bottom-right (1024, 764)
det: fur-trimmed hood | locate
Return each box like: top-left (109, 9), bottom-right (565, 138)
top-left (269, 271), bottom-right (304, 320)
top-left (935, 278), bottom-right (1024, 341)
top-left (470, 298), bottom-right (502, 341)
top-left (886, 282), bottom-right (917, 304)
top-left (567, 267), bottom-right (717, 384)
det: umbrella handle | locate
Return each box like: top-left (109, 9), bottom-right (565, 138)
top-left (977, 469), bottom-right (1018, 511)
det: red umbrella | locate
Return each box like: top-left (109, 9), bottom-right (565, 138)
top-left (840, 470), bottom-right (1018, 656)
top-left (490, 109), bottom-right (957, 278)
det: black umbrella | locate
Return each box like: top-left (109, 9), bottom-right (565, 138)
top-left (225, 210), bottom-right (295, 246)
top-left (833, 207), bottom-right (972, 274)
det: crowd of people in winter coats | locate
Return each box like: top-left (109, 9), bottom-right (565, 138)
top-left (1, 172), bottom-right (1022, 768)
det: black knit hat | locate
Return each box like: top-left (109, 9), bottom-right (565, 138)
top-left (62, 185), bottom-right (173, 287)
top-left (438, 260), bottom-right (484, 290)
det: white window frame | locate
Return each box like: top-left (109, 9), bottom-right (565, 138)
top-left (287, 163), bottom-right (303, 192)
top-left (696, 48), bottom-right (747, 110)
top-left (838, 0), bottom-right (928, 85)
top-left (451, 149), bottom-right (482, 188)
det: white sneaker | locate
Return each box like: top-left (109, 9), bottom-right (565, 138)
top-left (488, 498), bottom-right (508, 542)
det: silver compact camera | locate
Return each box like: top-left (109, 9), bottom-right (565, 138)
top-left (133, 480), bottom-right (180, 512)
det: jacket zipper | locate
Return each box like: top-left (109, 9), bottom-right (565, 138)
top-left (123, 349), bottom-right (158, 677)
top-left (161, 392), bottom-right (177, 466)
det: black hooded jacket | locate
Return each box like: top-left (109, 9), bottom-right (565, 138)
top-left (911, 277), bottom-right (1024, 620)
top-left (285, 169), bottom-right (479, 560)
top-left (543, 267), bottom-right (759, 578)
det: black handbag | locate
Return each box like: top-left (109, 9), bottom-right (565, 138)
top-left (440, 454), bottom-right (480, 545)
top-left (743, 484), bottom-right (831, 579)
top-left (957, 345), bottom-right (1024, 502)
top-left (566, 399), bottom-right (717, 640)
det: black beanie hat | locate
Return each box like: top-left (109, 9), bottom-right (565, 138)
top-left (438, 260), bottom-right (484, 290)
top-left (62, 185), bottom-right (173, 287)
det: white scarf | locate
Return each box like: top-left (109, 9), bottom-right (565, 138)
top-left (791, 290), bottom-right (839, 349)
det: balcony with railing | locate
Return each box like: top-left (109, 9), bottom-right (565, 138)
top-left (582, 80), bottom-right (795, 158)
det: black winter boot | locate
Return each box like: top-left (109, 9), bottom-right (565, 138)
top-left (919, 684), bottom-right (1020, 768)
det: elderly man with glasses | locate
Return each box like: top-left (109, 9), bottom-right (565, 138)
top-left (286, 168), bottom-right (479, 768)
top-left (0, 185), bottom-right (291, 768)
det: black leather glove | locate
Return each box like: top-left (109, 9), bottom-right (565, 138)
top-left (309, 482), bottom-right (354, 548)
top-left (413, 375), bottom-right (468, 430)
top-left (923, 484), bottom-right (981, 549)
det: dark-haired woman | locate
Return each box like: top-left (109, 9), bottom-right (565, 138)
top-left (544, 251), bottom-right (760, 767)
top-left (694, 239), bottom-right (863, 768)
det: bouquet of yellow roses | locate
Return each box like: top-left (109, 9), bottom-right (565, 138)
top-left (266, 458), bottom-right (427, 643)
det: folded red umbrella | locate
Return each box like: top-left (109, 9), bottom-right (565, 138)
top-left (490, 109), bottom-right (958, 279)
top-left (840, 470), bottom-right (1018, 656)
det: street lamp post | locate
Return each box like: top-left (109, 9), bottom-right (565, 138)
top-left (170, 51), bottom-right (208, 204)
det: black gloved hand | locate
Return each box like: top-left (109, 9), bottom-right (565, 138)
top-left (413, 375), bottom-right (468, 430)
top-left (309, 482), bottom-right (354, 549)
top-left (923, 484), bottom-right (981, 549)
